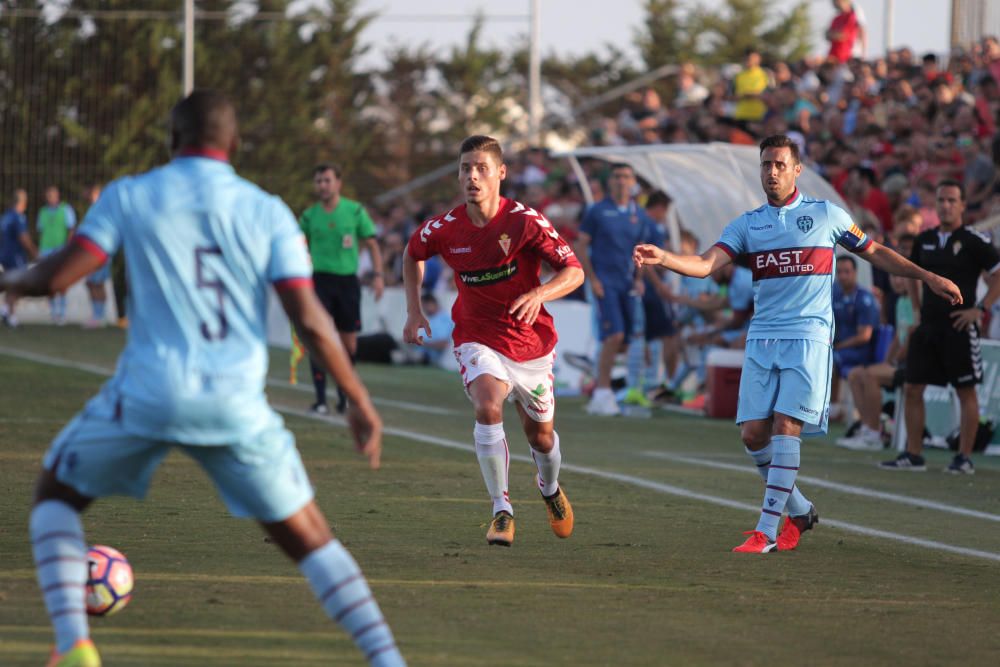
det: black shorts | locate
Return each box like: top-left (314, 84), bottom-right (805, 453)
top-left (313, 272), bottom-right (362, 333)
top-left (905, 322), bottom-right (983, 388)
top-left (642, 290), bottom-right (676, 339)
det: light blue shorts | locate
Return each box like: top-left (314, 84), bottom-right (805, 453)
top-left (43, 394), bottom-right (314, 522)
top-left (736, 338), bottom-right (832, 435)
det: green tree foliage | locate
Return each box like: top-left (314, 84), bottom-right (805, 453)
top-left (638, 0), bottom-right (811, 68)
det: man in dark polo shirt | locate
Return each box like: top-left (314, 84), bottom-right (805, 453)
top-left (300, 164), bottom-right (384, 414)
top-left (881, 180), bottom-right (1000, 474)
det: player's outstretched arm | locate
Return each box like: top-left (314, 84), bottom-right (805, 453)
top-left (0, 242), bottom-right (102, 297)
top-left (509, 265), bottom-right (584, 325)
top-left (633, 244), bottom-right (731, 278)
top-left (858, 241), bottom-right (963, 305)
top-left (401, 251), bottom-right (431, 344)
top-left (279, 286), bottom-right (383, 469)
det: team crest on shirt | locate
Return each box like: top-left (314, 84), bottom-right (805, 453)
top-left (796, 215), bottom-right (813, 233)
top-left (499, 233), bottom-right (512, 256)
top-left (953, 241), bottom-right (962, 255)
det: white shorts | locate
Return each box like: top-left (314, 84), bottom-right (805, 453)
top-left (453, 342), bottom-right (556, 422)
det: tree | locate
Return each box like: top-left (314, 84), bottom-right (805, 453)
top-left (636, 0), bottom-right (697, 70)
top-left (689, 0), bottom-right (812, 66)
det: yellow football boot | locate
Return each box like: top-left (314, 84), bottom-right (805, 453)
top-left (541, 485), bottom-right (574, 539)
top-left (486, 511), bottom-right (515, 547)
top-left (47, 639), bottom-right (101, 667)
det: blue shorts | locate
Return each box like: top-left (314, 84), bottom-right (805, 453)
top-left (86, 261), bottom-right (111, 285)
top-left (594, 284), bottom-right (635, 341)
top-left (833, 348), bottom-right (874, 378)
top-left (43, 393), bottom-right (314, 522)
top-left (736, 338), bottom-right (832, 435)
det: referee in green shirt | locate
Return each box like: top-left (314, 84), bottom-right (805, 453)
top-left (300, 164), bottom-right (384, 414)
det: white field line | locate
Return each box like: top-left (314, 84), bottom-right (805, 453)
top-left (4, 345), bottom-right (1000, 564)
top-left (641, 450), bottom-right (1000, 523)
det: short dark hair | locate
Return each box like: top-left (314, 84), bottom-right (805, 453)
top-left (937, 178), bottom-right (966, 200)
top-left (169, 89), bottom-right (236, 152)
top-left (839, 255), bottom-right (857, 269)
top-left (895, 232), bottom-right (917, 246)
top-left (459, 135), bottom-right (503, 163)
top-left (759, 135), bottom-right (801, 164)
top-left (646, 190), bottom-right (671, 209)
top-left (314, 163), bottom-right (342, 178)
top-left (851, 165), bottom-right (878, 186)
top-left (609, 162), bottom-right (635, 174)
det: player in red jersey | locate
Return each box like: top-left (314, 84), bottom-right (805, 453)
top-left (403, 135), bottom-right (584, 547)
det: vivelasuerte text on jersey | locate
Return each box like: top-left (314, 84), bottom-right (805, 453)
top-left (713, 190), bottom-right (871, 344)
top-left (72, 155), bottom-right (313, 444)
top-left (407, 197), bottom-right (582, 362)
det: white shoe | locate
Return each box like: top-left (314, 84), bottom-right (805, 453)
top-left (835, 429), bottom-right (883, 451)
top-left (585, 390), bottom-right (620, 416)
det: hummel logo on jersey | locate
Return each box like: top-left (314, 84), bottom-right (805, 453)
top-left (796, 215), bottom-right (814, 233)
top-left (767, 498), bottom-right (777, 507)
top-left (750, 224), bottom-right (774, 231)
top-left (449, 246), bottom-right (472, 254)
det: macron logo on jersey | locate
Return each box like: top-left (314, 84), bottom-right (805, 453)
top-left (750, 247), bottom-right (833, 280)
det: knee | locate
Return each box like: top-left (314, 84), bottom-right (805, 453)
top-left (604, 332), bottom-right (625, 348)
top-left (904, 384), bottom-right (924, 402)
top-left (528, 430), bottom-right (555, 453)
top-left (474, 402), bottom-right (504, 425)
top-left (847, 367), bottom-right (865, 383)
top-left (740, 424), bottom-right (768, 450)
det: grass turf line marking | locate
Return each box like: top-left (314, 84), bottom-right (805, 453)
top-left (641, 450), bottom-right (1000, 523)
top-left (4, 345), bottom-right (1000, 564)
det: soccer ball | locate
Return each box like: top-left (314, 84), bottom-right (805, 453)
top-left (85, 545), bottom-right (133, 616)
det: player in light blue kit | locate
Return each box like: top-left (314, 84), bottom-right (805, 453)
top-left (0, 91), bottom-right (405, 667)
top-left (633, 135), bottom-right (961, 554)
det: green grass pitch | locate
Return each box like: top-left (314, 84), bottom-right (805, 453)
top-left (1, 326), bottom-right (999, 665)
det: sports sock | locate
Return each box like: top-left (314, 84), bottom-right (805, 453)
top-left (531, 432), bottom-right (562, 497)
top-left (473, 422), bottom-right (512, 515)
top-left (745, 442), bottom-right (811, 517)
top-left (644, 339), bottom-right (662, 388)
top-left (92, 300), bottom-right (106, 321)
top-left (30, 500), bottom-right (89, 654)
top-left (310, 359), bottom-right (327, 406)
top-left (755, 435), bottom-right (803, 540)
top-left (57, 294), bottom-right (67, 319)
top-left (299, 540), bottom-right (404, 667)
top-left (626, 338), bottom-right (644, 391)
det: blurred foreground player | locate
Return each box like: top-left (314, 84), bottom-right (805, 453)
top-left (0, 90), bottom-right (404, 667)
top-left (634, 135), bottom-right (961, 553)
top-left (403, 135), bottom-right (584, 546)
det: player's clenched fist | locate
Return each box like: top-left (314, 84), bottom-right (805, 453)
top-left (402, 311), bottom-right (431, 345)
top-left (633, 243), bottom-right (666, 270)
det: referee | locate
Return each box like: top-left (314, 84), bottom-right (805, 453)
top-left (300, 164), bottom-right (384, 414)
top-left (881, 180), bottom-right (1000, 474)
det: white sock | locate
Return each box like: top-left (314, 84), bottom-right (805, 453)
top-left (298, 540), bottom-right (404, 666)
top-left (30, 500), bottom-right (89, 654)
top-left (532, 432), bottom-right (562, 497)
top-left (473, 422), bottom-right (512, 515)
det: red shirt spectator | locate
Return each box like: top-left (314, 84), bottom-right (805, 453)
top-left (827, 1), bottom-right (859, 64)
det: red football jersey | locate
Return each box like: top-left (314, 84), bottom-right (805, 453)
top-left (407, 197), bottom-right (581, 362)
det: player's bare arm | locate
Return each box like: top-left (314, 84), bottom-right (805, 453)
top-left (363, 236), bottom-right (385, 301)
top-left (509, 265), bottom-right (584, 325)
top-left (401, 249), bottom-right (431, 345)
top-left (573, 230), bottom-right (603, 298)
top-left (633, 243), bottom-right (732, 279)
top-left (0, 242), bottom-right (103, 296)
top-left (857, 241), bottom-right (962, 305)
top-left (278, 286), bottom-right (383, 469)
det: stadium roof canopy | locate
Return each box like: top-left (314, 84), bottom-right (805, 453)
top-left (558, 142), bottom-right (848, 254)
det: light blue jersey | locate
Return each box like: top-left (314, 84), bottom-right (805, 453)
top-left (714, 191), bottom-right (871, 344)
top-left (74, 156), bottom-right (312, 444)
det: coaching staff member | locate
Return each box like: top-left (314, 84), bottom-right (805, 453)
top-left (881, 179), bottom-right (1000, 474)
